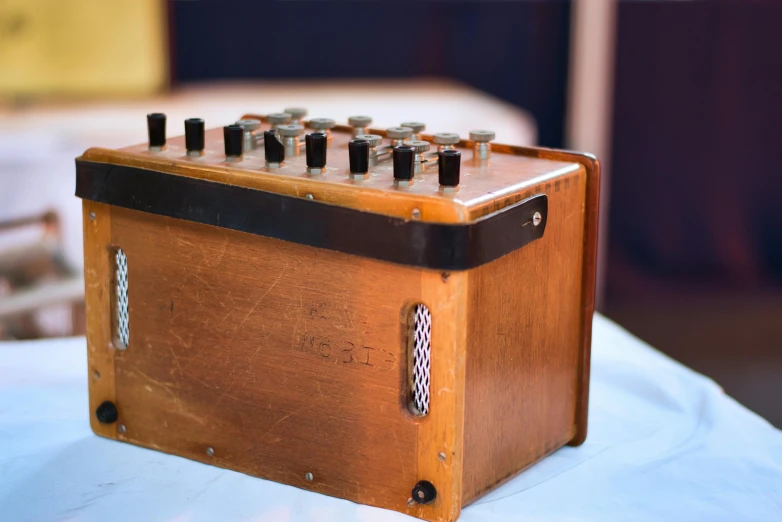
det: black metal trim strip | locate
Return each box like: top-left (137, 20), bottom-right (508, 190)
top-left (75, 160), bottom-right (547, 270)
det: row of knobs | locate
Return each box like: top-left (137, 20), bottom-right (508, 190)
top-left (147, 112), bottom-right (496, 190)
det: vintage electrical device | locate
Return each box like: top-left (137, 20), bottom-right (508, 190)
top-left (76, 109), bottom-right (599, 522)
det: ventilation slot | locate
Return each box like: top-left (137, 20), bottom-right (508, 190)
top-left (410, 303), bottom-right (432, 417)
top-left (115, 248), bottom-right (129, 349)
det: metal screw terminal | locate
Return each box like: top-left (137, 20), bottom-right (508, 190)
top-left (403, 140), bottom-right (430, 174)
top-left (267, 112), bottom-right (293, 130)
top-left (277, 124), bottom-right (304, 157)
top-left (386, 126), bottom-right (413, 147)
top-left (348, 115), bottom-right (372, 137)
top-left (356, 134), bottom-right (383, 166)
top-left (284, 107), bottom-right (308, 124)
top-left (401, 121), bottom-right (426, 140)
top-left (235, 119), bottom-right (261, 152)
top-left (470, 129), bottom-right (496, 161)
top-left (308, 118), bottom-right (336, 142)
top-left (433, 132), bottom-right (460, 152)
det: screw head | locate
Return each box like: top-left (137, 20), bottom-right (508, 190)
top-left (89, 211), bottom-right (96, 220)
top-left (117, 424), bottom-right (126, 434)
top-left (411, 208), bottom-right (422, 220)
top-left (267, 112), bottom-right (293, 124)
top-left (305, 193), bottom-right (314, 200)
top-left (355, 133), bottom-right (383, 146)
top-left (235, 119), bottom-right (261, 131)
top-left (309, 117), bottom-right (336, 130)
top-left (438, 452), bottom-right (447, 461)
top-left (401, 121), bottom-right (426, 133)
top-left (532, 211), bottom-right (543, 227)
top-left (469, 129), bottom-right (496, 142)
top-left (277, 124), bottom-right (304, 137)
top-left (305, 472), bottom-right (314, 482)
top-left (432, 132), bottom-right (460, 145)
top-left (206, 447), bottom-right (215, 456)
top-left (284, 107), bottom-right (308, 119)
top-left (348, 115), bottom-right (372, 127)
top-left (386, 126), bottom-right (413, 139)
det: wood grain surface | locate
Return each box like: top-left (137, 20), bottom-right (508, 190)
top-left (461, 166), bottom-right (587, 504)
top-left (79, 118), bottom-right (599, 522)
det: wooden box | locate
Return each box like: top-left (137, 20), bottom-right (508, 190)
top-left (76, 113), bottom-right (599, 522)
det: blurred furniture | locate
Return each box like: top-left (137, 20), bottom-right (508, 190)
top-left (605, 0), bottom-right (782, 426)
top-left (0, 211), bottom-right (83, 339)
top-left (169, 0), bottom-right (568, 148)
top-left (1, 315), bottom-right (780, 520)
top-left (0, 0), bottom-right (167, 98)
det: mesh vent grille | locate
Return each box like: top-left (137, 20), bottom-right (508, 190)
top-left (115, 248), bottom-right (129, 349)
top-left (412, 304), bottom-right (431, 416)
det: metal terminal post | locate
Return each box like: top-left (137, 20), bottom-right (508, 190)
top-left (267, 112), bottom-right (293, 130)
top-left (348, 115), bottom-right (372, 137)
top-left (308, 118), bottom-right (336, 143)
top-left (403, 140), bottom-right (431, 175)
top-left (236, 119), bottom-right (261, 152)
top-left (432, 132), bottom-right (460, 153)
top-left (278, 124), bottom-right (304, 157)
top-left (386, 126), bottom-right (413, 148)
top-left (284, 107), bottom-right (308, 125)
top-left (401, 121), bottom-right (425, 141)
top-left (470, 129), bottom-right (496, 161)
top-left (355, 134), bottom-right (383, 166)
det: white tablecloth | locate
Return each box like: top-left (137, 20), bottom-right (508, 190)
top-left (1, 314), bottom-right (780, 522)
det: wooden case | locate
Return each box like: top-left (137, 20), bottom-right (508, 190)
top-left (76, 115), bottom-right (599, 522)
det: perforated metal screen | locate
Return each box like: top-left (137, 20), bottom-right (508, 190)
top-left (412, 304), bottom-right (431, 416)
top-left (115, 248), bottom-right (129, 348)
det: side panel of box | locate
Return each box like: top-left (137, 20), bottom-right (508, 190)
top-left (81, 205), bottom-right (468, 521)
top-left (461, 166), bottom-right (588, 504)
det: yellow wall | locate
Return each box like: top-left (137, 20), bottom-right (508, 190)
top-left (0, 0), bottom-right (167, 97)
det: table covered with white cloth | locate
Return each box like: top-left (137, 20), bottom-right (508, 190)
top-left (1, 314), bottom-right (780, 521)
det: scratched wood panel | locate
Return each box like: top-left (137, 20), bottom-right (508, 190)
top-left (83, 200), bottom-right (118, 439)
top-left (109, 207), bottom-right (426, 512)
top-left (461, 166), bottom-right (588, 504)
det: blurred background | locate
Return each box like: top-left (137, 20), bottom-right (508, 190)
top-left (0, 0), bottom-right (780, 426)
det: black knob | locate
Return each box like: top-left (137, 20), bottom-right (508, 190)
top-left (412, 480), bottom-right (437, 505)
top-left (438, 149), bottom-right (461, 187)
top-left (184, 118), bottom-right (204, 153)
top-left (264, 129), bottom-right (285, 164)
top-left (349, 139), bottom-right (369, 174)
top-left (224, 124), bottom-right (243, 158)
top-left (147, 113), bottom-right (166, 148)
top-left (95, 401), bottom-right (118, 424)
top-left (306, 132), bottom-right (328, 169)
top-left (393, 145), bottom-right (415, 181)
